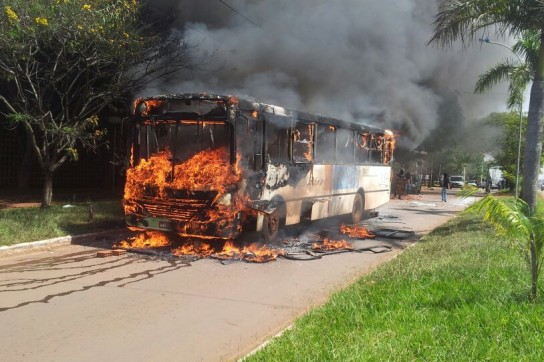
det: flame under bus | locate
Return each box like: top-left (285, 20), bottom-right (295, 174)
top-left (124, 93), bottom-right (394, 242)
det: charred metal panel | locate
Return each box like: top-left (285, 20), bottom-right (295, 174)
top-left (265, 163), bottom-right (290, 190)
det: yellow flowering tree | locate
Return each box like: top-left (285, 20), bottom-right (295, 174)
top-left (0, 0), bottom-right (190, 207)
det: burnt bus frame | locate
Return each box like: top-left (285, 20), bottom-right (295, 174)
top-left (126, 93), bottom-right (393, 239)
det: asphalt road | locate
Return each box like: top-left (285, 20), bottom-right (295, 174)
top-left (0, 190), bottom-right (474, 362)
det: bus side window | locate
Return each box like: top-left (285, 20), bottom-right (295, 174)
top-left (384, 132), bottom-right (394, 164)
top-left (336, 128), bottom-right (354, 164)
top-left (253, 119), bottom-right (264, 170)
top-left (370, 133), bottom-right (384, 163)
top-left (236, 117), bottom-right (252, 165)
top-left (315, 124), bottom-right (335, 164)
top-left (292, 122), bottom-right (314, 164)
top-left (266, 122), bottom-right (290, 163)
top-left (356, 132), bottom-right (370, 164)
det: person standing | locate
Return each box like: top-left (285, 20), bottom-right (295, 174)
top-left (441, 172), bottom-right (450, 202)
top-left (394, 169), bottom-right (406, 199)
top-left (405, 171), bottom-right (412, 194)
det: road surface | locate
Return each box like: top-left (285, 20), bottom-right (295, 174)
top-left (0, 190), bottom-right (473, 362)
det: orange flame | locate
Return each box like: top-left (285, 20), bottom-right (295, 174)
top-left (116, 230), bottom-right (171, 249)
top-left (171, 241), bottom-right (214, 257)
top-left (293, 125), bottom-right (314, 162)
top-left (171, 148), bottom-right (241, 194)
top-left (311, 238), bottom-right (352, 251)
top-left (124, 147), bottom-right (240, 202)
top-left (339, 224), bottom-right (375, 239)
top-left (132, 98), bottom-right (166, 116)
top-left (118, 232), bottom-right (283, 263)
top-left (123, 145), bottom-right (248, 238)
top-left (213, 241), bottom-right (284, 263)
top-left (384, 129), bottom-right (395, 164)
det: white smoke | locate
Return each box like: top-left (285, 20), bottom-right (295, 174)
top-left (147, 0), bottom-right (515, 147)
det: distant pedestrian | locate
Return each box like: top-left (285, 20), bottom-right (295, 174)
top-left (441, 172), bottom-right (450, 202)
top-left (405, 171), bottom-right (412, 194)
top-left (394, 169), bottom-right (406, 199)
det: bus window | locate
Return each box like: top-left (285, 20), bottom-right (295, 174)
top-left (315, 124), bottom-right (335, 164)
top-left (336, 128), bottom-right (354, 164)
top-left (370, 133), bottom-right (384, 163)
top-left (266, 122), bottom-right (290, 163)
top-left (356, 131), bottom-right (370, 164)
top-left (135, 123), bottom-right (169, 161)
top-left (292, 122), bottom-right (314, 163)
top-left (237, 115), bottom-right (264, 170)
top-left (384, 131), bottom-right (395, 164)
top-left (236, 117), bottom-right (251, 155)
top-left (133, 122), bottom-right (231, 164)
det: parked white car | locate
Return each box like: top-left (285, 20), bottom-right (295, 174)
top-left (450, 176), bottom-right (465, 188)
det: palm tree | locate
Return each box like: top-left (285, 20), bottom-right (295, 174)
top-left (475, 31), bottom-right (537, 110)
top-left (468, 194), bottom-right (544, 300)
top-left (429, 0), bottom-right (544, 212)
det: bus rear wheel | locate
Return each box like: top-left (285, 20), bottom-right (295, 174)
top-left (263, 207), bottom-right (284, 243)
top-left (351, 193), bottom-right (364, 224)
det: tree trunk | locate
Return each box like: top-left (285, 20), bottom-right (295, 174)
top-left (521, 32), bottom-right (544, 212)
top-left (521, 81), bottom-right (544, 211)
top-left (529, 239), bottom-right (538, 301)
top-left (42, 170), bottom-right (53, 208)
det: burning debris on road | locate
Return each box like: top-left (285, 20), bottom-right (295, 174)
top-left (339, 224), bottom-right (375, 239)
top-left (115, 231), bottom-right (284, 263)
top-left (114, 223), bottom-right (385, 264)
top-left (311, 238), bottom-right (352, 252)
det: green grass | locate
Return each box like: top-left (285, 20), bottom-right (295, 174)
top-left (246, 211), bottom-right (544, 362)
top-left (0, 201), bottom-right (125, 246)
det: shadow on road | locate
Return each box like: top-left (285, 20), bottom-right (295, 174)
top-left (0, 249), bottom-right (191, 312)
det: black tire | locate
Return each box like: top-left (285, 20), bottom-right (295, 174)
top-left (351, 193), bottom-right (364, 224)
top-left (263, 206), bottom-right (284, 243)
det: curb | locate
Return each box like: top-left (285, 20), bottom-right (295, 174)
top-left (0, 229), bottom-right (126, 255)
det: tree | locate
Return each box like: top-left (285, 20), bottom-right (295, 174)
top-left (484, 112), bottom-right (528, 189)
top-left (429, 0), bottom-right (544, 213)
top-left (0, 0), bottom-right (190, 207)
top-left (466, 194), bottom-right (544, 300)
top-left (475, 31), bottom-right (537, 110)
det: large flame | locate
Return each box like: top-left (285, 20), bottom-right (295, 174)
top-left (123, 145), bottom-right (248, 239)
top-left (124, 147), bottom-right (240, 203)
top-left (339, 224), bottom-right (375, 239)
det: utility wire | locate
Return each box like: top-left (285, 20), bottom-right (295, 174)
top-left (217, 0), bottom-right (261, 29)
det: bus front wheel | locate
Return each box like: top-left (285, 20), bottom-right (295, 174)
top-left (351, 193), bottom-right (364, 224)
top-left (263, 207), bottom-right (284, 243)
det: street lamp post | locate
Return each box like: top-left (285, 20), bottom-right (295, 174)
top-left (479, 37), bottom-right (524, 199)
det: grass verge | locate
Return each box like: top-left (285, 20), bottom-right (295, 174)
top-left (0, 201), bottom-right (125, 246)
top-left (246, 211), bottom-right (544, 361)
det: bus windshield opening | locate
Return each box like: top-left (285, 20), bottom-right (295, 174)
top-left (135, 121), bottom-right (230, 164)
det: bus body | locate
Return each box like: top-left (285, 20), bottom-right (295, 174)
top-left (124, 93), bottom-right (394, 241)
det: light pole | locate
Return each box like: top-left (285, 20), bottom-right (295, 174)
top-left (479, 37), bottom-right (524, 199)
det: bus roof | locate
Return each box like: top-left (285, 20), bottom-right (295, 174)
top-left (134, 93), bottom-right (387, 134)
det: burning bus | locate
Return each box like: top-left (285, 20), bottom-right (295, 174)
top-left (124, 93), bottom-right (394, 242)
